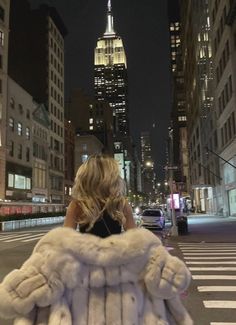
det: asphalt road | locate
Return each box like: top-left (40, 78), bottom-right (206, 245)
top-left (0, 215), bottom-right (236, 325)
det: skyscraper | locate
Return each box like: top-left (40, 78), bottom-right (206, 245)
top-left (168, 0), bottom-right (181, 72)
top-left (94, 0), bottom-right (129, 136)
top-left (8, 1), bottom-right (67, 204)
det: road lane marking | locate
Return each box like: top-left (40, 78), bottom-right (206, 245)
top-left (192, 275), bottom-right (236, 280)
top-left (0, 233), bottom-right (33, 241)
top-left (182, 249), bottom-right (236, 252)
top-left (203, 301), bottom-right (236, 308)
top-left (184, 257), bottom-right (236, 259)
top-left (4, 233), bottom-right (45, 242)
top-left (22, 235), bottom-right (45, 242)
top-left (198, 286), bottom-right (236, 292)
top-left (178, 243), bottom-right (236, 245)
top-left (211, 323), bottom-right (236, 325)
top-left (183, 252), bottom-right (236, 255)
top-left (189, 267), bottom-right (236, 271)
top-left (186, 261), bottom-right (236, 264)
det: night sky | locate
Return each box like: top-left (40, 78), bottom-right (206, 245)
top-left (30, 0), bottom-right (172, 179)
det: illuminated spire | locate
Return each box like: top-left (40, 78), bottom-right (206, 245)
top-left (108, 0), bottom-right (111, 12)
top-left (104, 0), bottom-right (115, 36)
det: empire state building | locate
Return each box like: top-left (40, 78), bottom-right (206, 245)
top-left (94, 0), bottom-right (129, 137)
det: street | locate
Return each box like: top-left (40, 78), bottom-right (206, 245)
top-left (0, 215), bottom-right (236, 325)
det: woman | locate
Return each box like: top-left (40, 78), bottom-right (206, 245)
top-left (64, 154), bottom-right (136, 235)
top-left (0, 154), bottom-right (193, 324)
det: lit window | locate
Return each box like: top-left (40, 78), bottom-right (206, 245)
top-left (17, 122), bottom-right (22, 136)
top-left (81, 154), bottom-right (88, 163)
top-left (89, 126), bottom-right (93, 130)
top-left (89, 118), bottom-right (93, 124)
top-left (9, 117), bottom-right (14, 130)
top-left (26, 127), bottom-right (30, 139)
top-left (8, 173), bottom-right (14, 187)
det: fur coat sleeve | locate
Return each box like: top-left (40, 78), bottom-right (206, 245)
top-left (0, 227), bottom-right (193, 325)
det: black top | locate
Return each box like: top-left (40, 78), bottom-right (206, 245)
top-left (79, 211), bottom-right (122, 238)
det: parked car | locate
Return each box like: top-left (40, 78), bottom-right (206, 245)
top-left (141, 209), bottom-right (165, 230)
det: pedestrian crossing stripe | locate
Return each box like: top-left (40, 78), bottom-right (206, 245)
top-left (0, 232), bottom-right (45, 243)
top-left (204, 301), bottom-right (236, 309)
top-left (198, 286), bottom-right (236, 292)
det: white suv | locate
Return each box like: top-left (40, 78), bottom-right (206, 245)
top-left (141, 209), bottom-right (165, 230)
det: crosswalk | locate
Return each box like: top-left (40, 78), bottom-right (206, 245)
top-left (0, 231), bottom-right (48, 243)
top-left (179, 242), bottom-right (236, 325)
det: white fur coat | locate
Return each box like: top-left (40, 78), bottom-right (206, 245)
top-left (0, 227), bottom-right (193, 325)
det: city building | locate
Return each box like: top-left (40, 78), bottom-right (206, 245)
top-left (140, 131), bottom-right (156, 202)
top-left (8, 0), bottom-right (67, 204)
top-left (0, 0), bottom-right (10, 200)
top-left (32, 103), bottom-right (50, 203)
top-left (66, 88), bottom-right (114, 155)
top-left (180, 0), bottom-right (216, 213)
top-left (209, 0), bottom-right (236, 216)
top-left (168, 0), bottom-right (181, 73)
top-left (94, 0), bottom-right (129, 137)
top-left (168, 0), bottom-right (189, 198)
top-left (74, 134), bottom-right (104, 173)
top-left (5, 77), bottom-right (33, 201)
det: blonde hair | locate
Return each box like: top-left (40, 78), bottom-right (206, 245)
top-left (71, 154), bottom-right (126, 229)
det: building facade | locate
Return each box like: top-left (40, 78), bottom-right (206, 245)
top-left (140, 131), bottom-right (156, 203)
top-left (5, 77), bottom-right (33, 201)
top-left (209, 0), bottom-right (236, 216)
top-left (180, 0), bottom-right (217, 213)
top-left (168, 0), bottom-right (189, 198)
top-left (32, 103), bottom-right (50, 203)
top-left (66, 88), bottom-right (114, 155)
top-left (94, 0), bottom-right (129, 137)
top-left (0, 0), bottom-right (10, 200)
top-left (8, 0), bottom-right (67, 204)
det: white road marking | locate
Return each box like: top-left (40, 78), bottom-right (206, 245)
top-left (184, 256), bottom-right (236, 260)
top-left (22, 235), bottom-right (45, 242)
top-left (211, 323), bottom-right (236, 325)
top-left (203, 301), bottom-right (236, 308)
top-left (189, 267), bottom-right (236, 271)
top-left (183, 252), bottom-right (236, 255)
top-left (0, 233), bottom-right (33, 241)
top-left (186, 261), bottom-right (236, 264)
top-left (192, 275), bottom-right (236, 280)
top-left (181, 248), bottom-right (236, 253)
top-left (4, 233), bottom-right (45, 242)
top-left (198, 286), bottom-right (236, 292)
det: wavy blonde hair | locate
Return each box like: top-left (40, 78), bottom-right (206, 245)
top-left (71, 154), bottom-right (126, 229)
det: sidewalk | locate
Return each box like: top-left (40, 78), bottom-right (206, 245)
top-left (164, 213), bottom-right (236, 244)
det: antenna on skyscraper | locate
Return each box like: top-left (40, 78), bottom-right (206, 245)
top-left (108, 0), bottom-right (112, 12)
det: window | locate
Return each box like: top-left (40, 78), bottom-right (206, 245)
top-left (26, 127), bottom-right (30, 139)
top-left (18, 144), bottom-right (22, 159)
top-left (0, 30), bottom-right (4, 46)
top-left (9, 117), bottom-right (14, 131)
top-left (26, 109), bottom-right (30, 119)
top-left (81, 154), bottom-right (88, 163)
top-left (9, 141), bottom-right (14, 157)
top-left (10, 97), bottom-right (15, 109)
top-left (18, 104), bottom-right (23, 114)
top-left (17, 122), bottom-right (22, 136)
top-left (0, 6), bottom-right (4, 21)
top-left (26, 147), bottom-right (30, 162)
top-left (8, 174), bottom-right (14, 187)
